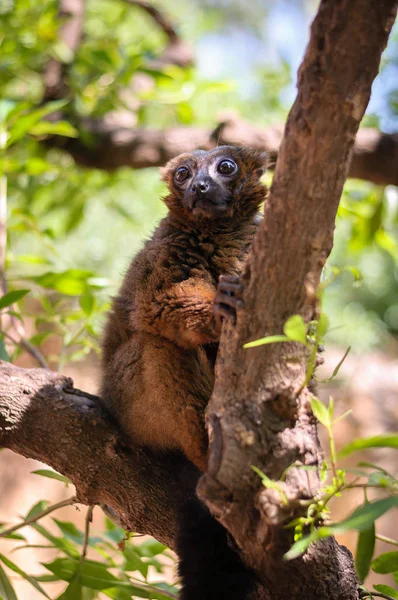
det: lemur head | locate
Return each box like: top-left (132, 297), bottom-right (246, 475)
top-left (161, 146), bottom-right (267, 223)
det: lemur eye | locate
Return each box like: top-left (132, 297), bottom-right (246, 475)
top-left (174, 166), bottom-right (191, 184)
top-left (217, 159), bottom-right (237, 176)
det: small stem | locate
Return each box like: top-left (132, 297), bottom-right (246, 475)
top-left (0, 496), bottom-right (77, 538)
top-left (328, 425), bottom-right (338, 480)
top-left (81, 505), bottom-right (93, 560)
top-left (129, 577), bottom-right (178, 600)
top-left (375, 534), bottom-right (398, 547)
top-left (362, 593), bottom-right (398, 600)
top-left (1, 327), bottom-right (49, 369)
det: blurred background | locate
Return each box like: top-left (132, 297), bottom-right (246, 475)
top-left (0, 0), bottom-right (397, 597)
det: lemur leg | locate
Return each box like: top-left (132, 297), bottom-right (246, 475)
top-left (128, 334), bottom-right (213, 473)
top-left (213, 274), bottom-right (244, 328)
top-left (177, 497), bottom-right (258, 600)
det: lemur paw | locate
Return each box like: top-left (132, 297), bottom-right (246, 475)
top-left (213, 274), bottom-right (244, 330)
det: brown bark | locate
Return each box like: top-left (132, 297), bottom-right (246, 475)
top-left (0, 361), bottom-right (198, 550)
top-left (198, 1), bottom-right (397, 599)
top-left (47, 118), bottom-right (398, 186)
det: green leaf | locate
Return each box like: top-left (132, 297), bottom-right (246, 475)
top-left (7, 100), bottom-right (69, 146)
top-left (286, 498), bottom-right (398, 560)
top-left (327, 498), bottom-right (398, 535)
top-left (123, 547), bottom-right (148, 577)
top-left (43, 558), bottom-right (130, 591)
top-left (29, 121), bottom-right (77, 138)
top-left (284, 531), bottom-right (318, 560)
top-left (355, 523), bottom-right (375, 582)
top-left (373, 584), bottom-right (398, 599)
top-left (79, 294), bottom-right (95, 316)
top-left (0, 339), bottom-right (10, 362)
top-left (57, 574), bottom-right (82, 600)
top-left (0, 100), bottom-right (17, 124)
top-left (243, 335), bottom-right (289, 348)
top-left (27, 270), bottom-right (96, 296)
top-left (283, 315), bottom-right (307, 344)
top-left (0, 552), bottom-right (49, 598)
top-left (32, 523), bottom-right (80, 558)
top-left (137, 539), bottom-right (168, 558)
top-left (53, 520), bottom-right (101, 547)
top-left (32, 469), bottom-right (71, 485)
top-left (310, 397), bottom-right (330, 427)
top-left (367, 471), bottom-right (397, 488)
top-left (0, 562), bottom-right (17, 600)
top-left (371, 551), bottom-right (398, 574)
top-left (25, 500), bottom-right (49, 520)
top-left (316, 347), bottom-right (351, 384)
top-left (0, 289), bottom-right (30, 310)
top-left (16, 254), bottom-right (51, 265)
top-left (339, 434), bottom-right (398, 457)
top-left (316, 313), bottom-right (329, 338)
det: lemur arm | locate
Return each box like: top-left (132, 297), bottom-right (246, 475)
top-left (134, 278), bottom-right (219, 348)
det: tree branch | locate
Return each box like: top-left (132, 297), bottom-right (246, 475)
top-left (43, 0), bottom-right (86, 102)
top-left (47, 117), bottom-right (398, 186)
top-left (0, 360), bottom-right (199, 550)
top-left (198, 1), bottom-right (397, 599)
top-left (121, 0), bottom-right (193, 67)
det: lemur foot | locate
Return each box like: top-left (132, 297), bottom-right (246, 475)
top-left (213, 274), bottom-right (244, 331)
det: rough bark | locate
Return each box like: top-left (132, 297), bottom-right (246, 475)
top-left (0, 361), bottom-right (198, 550)
top-left (47, 118), bottom-right (398, 186)
top-left (197, 1), bottom-right (397, 599)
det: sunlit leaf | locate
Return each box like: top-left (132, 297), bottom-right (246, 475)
top-left (339, 434), bottom-right (398, 457)
top-left (243, 335), bottom-right (289, 348)
top-left (283, 315), bottom-right (307, 344)
top-left (7, 100), bottom-right (69, 146)
top-left (310, 397), bottom-right (330, 428)
top-left (29, 121), bottom-right (78, 138)
top-left (327, 498), bottom-right (398, 535)
top-left (371, 551), bottom-right (398, 574)
top-left (32, 469), bottom-right (71, 485)
top-left (24, 500), bottom-right (49, 520)
top-left (373, 584), bottom-right (398, 599)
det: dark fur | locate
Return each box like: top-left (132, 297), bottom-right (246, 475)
top-left (101, 146), bottom-right (267, 598)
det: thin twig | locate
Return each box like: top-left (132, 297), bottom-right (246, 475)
top-left (121, 0), bottom-right (178, 42)
top-left (1, 324), bottom-right (50, 369)
top-left (130, 577), bottom-right (177, 600)
top-left (375, 533), bottom-right (398, 547)
top-left (81, 505), bottom-right (93, 560)
top-left (0, 496), bottom-right (77, 538)
top-left (361, 592), bottom-right (398, 600)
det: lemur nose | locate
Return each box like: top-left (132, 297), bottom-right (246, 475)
top-left (192, 180), bottom-right (209, 194)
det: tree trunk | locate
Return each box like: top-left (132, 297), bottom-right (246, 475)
top-left (199, 1), bottom-right (397, 599)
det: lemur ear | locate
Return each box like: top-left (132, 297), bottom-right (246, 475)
top-left (251, 151), bottom-right (268, 179)
top-left (235, 148), bottom-right (268, 179)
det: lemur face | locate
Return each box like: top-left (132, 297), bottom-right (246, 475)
top-left (161, 146), bottom-right (267, 222)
